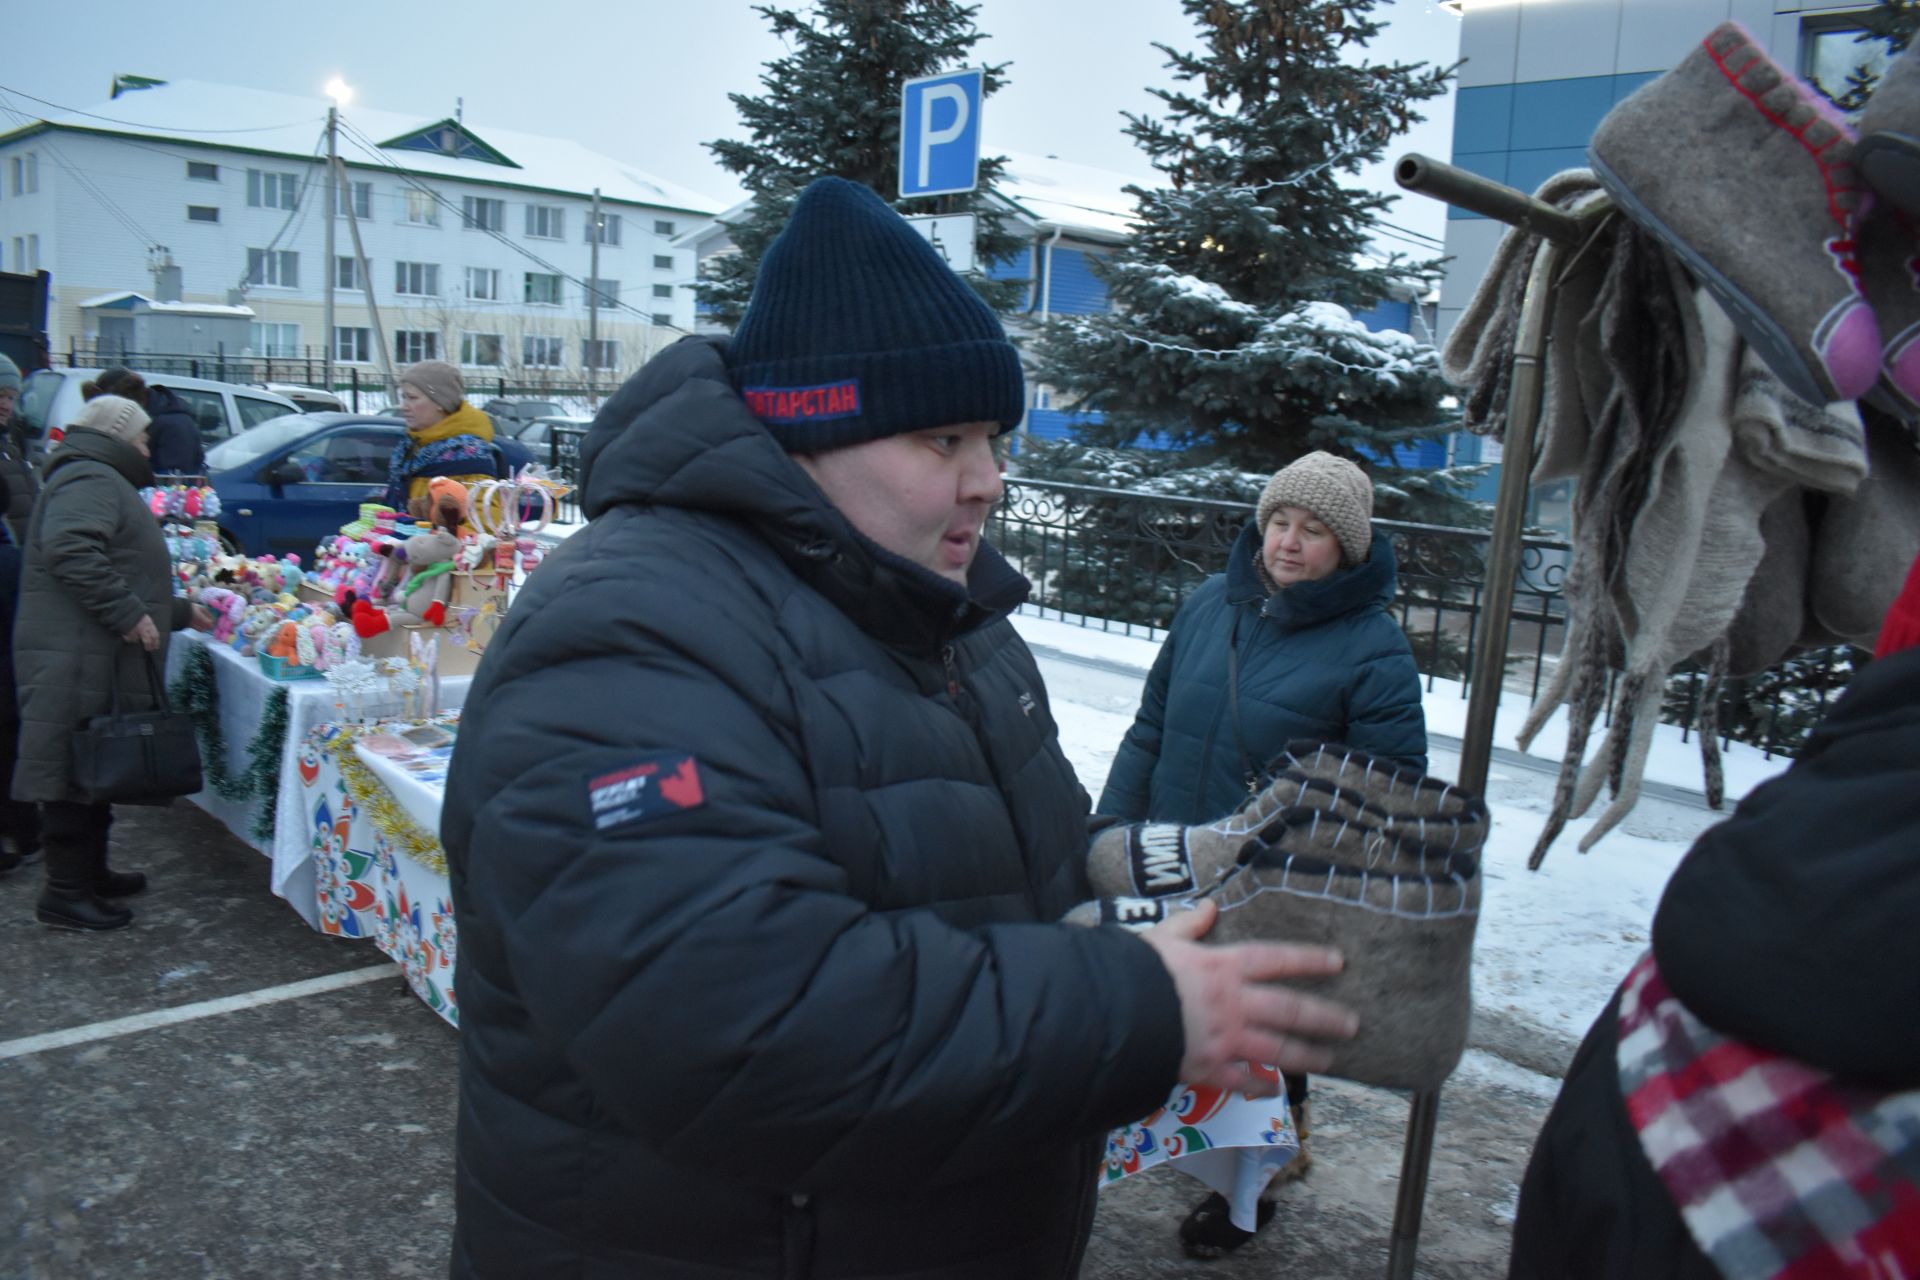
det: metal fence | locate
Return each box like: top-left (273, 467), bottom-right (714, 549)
top-left (989, 476), bottom-right (1854, 760)
top-left (547, 425), bottom-right (591, 525)
top-left (53, 346), bottom-right (618, 411)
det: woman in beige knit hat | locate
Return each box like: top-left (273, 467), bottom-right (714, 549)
top-left (1097, 449), bottom-right (1428, 1256)
top-left (381, 361), bottom-right (500, 519)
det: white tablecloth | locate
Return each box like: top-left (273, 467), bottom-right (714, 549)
top-left (166, 631), bottom-right (472, 927)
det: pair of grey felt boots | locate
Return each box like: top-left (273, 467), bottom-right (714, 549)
top-left (1074, 743), bottom-right (1488, 1093)
top-left (1591, 21), bottom-right (1920, 415)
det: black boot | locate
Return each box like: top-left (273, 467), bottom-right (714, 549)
top-left (87, 805), bottom-right (143, 897)
top-left (36, 834), bottom-right (132, 931)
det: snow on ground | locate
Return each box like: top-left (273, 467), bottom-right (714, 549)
top-left (1012, 608), bottom-right (1759, 1052)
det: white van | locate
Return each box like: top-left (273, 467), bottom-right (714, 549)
top-left (16, 368), bottom-right (299, 468)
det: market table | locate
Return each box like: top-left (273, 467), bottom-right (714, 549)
top-left (165, 631), bottom-right (472, 928)
top-left (300, 717), bottom-right (461, 1025)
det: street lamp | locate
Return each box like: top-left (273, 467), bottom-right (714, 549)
top-left (324, 76), bottom-right (354, 106)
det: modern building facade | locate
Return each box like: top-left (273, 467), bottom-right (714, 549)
top-left (1437, 0), bottom-right (1890, 345)
top-left (0, 77), bottom-right (722, 385)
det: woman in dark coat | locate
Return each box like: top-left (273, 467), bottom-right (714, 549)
top-left (14, 394), bottom-right (212, 930)
top-left (1098, 450), bottom-right (1428, 1257)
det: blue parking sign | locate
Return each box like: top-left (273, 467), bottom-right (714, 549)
top-left (899, 69), bottom-right (983, 199)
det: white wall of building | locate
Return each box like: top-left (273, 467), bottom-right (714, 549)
top-left (0, 128), bottom-right (701, 381)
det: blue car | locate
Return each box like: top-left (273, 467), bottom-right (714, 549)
top-left (205, 412), bottom-right (534, 557)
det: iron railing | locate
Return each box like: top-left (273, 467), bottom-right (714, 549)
top-left (989, 476), bottom-right (1852, 760)
top-left (547, 426), bottom-right (590, 524)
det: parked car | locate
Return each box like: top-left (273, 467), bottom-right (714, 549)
top-left (205, 412), bottom-right (538, 557)
top-left (259, 382), bottom-right (347, 413)
top-left (481, 398), bottom-right (564, 433)
top-left (17, 368), bottom-right (298, 468)
top-left (514, 415), bottom-right (591, 450)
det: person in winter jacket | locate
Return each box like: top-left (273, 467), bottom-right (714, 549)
top-left (1506, 562), bottom-right (1920, 1280)
top-left (1098, 450), bottom-right (1427, 1258)
top-left (0, 353), bottom-right (40, 544)
top-left (0, 357), bottom-right (36, 874)
top-left (381, 361), bottom-right (498, 518)
top-left (13, 395), bottom-right (213, 930)
top-left (441, 177), bottom-right (1360, 1280)
top-left (142, 382), bottom-right (206, 476)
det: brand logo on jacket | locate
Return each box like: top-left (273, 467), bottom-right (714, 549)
top-left (587, 753), bottom-right (706, 831)
top-left (1018, 691), bottom-right (1035, 717)
top-left (743, 379), bottom-right (862, 425)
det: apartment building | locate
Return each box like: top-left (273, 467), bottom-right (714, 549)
top-left (0, 77), bottom-right (721, 382)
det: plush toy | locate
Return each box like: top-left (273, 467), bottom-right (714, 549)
top-left (198, 587), bottom-right (247, 643)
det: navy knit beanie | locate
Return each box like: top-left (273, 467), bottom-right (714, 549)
top-left (728, 176), bottom-right (1025, 451)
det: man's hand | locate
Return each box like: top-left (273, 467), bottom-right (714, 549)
top-left (188, 604), bottom-right (216, 633)
top-left (122, 615), bottom-right (160, 651)
top-left (1139, 899), bottom-right (1356, 1095)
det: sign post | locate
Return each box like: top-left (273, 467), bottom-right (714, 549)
top-left (899, 69), bottom-right (984, 199)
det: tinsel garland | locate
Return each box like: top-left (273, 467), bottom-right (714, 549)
top-left (322, 721), bottom-right (449, 876)
top-left (169, 643), bottom-right (293, 818)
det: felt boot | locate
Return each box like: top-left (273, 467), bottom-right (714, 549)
top-left (1271, 743), bottom-right (1491, 853)
top-left (1856, 42), bottom-right (1920, 217)
top-left (35, 835), bottom-right (132, 931)
top-left (1809, 408), bottom-right (1920, 647)
top-left (1856, 202), bottom-right (1920, 419)
top-left (1589, 21), bottom-right (1879, 405)
top-left (1086, 820), bottom-right (1262, 901)
top-left (1203, 816), bottom-right (1481, 1091)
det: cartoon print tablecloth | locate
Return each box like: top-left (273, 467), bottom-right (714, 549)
top-left (302, 721), bottom-right (460, 1026)
top-left (1102, 1065), bottom-right (1300, 1228)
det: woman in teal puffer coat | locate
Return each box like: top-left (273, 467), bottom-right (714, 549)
top-left (1097, 451), bottom-right (1427, 1258)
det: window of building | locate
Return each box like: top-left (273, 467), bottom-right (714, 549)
top-left (462, 195), bottom-right (506, 232)
top-left (525, 204), bottom-right (564, 239)
top-left (464, 266), bottom-right (500, 302)
top-left (524, 272), bottom-right (563, 305)
top-left (586, 212), bottom-right (622, 246)
top-left (584, 278), bottom-right (620, 307)
top-left (10, 153), bottom-right (39, 196)
top-left (249, 322), bottom-right (301, 357)
top-left (11, 235), bottom-right (39, 273)
top-left (651, 283), bottom-right (673, 300)
top-left (461, 332), bottom-right (504, 366)
top-left (652, 313), bottom-right (672, 327)
top-left (187, 161), bottom-right (219, 182)
top-left (395, 261), bottom-right (440, 297)
top-left (334, 326), bottom-right (372, 363)
top-left (334, 180), bottom-right (373, 220)
top-left (246, 248), bottom-right (300, 288)
top-left (335, 256), bottom-right (360, 290)
top-left (523, 335), bottom-right (564, 368)
top-left (394, 330), bottom-right (439, 364)
top-left (652, 254), bottom-right (674, 270)
top-left (246, 168), bottom-right (299, 210)
top-left (402, 188), bottom-right (440, 225)
top-left (582, 338), bottom-right (620, 371)
top-left (187, 205), bottom-right (220, 223)
top-left (1803, 18), bottom-right (1898, 113)
top-left (653, 219), bottom-right (675, 237)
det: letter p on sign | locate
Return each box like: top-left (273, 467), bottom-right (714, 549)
top-left (900, 69), bottom-right (984, 199)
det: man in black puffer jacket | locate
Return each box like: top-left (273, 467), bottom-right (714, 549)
top-left (143, 382), bottom-right (205, 476)
top-left (442, 178), bottom-right (1358, 1280)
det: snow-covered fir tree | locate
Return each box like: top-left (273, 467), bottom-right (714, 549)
top-left (1028, 0), bottom-right (1481, 526)
top-left (698, 0), bottom-right (1025, 328)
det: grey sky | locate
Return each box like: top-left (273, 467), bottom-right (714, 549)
top-left (6, 1), bottom-right (1461, 248)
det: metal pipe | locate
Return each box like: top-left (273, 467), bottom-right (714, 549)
top-left (1394, 153), bottom-right (1588, 247)
top-left (1387, 1089), bottom-right (1443, 1280)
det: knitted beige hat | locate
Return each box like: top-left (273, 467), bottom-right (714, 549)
top-left (399, 360), bottom-right (465, 413)
top-left (68, 393), bottom-right (151, 446)
top-left (1256, 451), bottom-right (1373, 564)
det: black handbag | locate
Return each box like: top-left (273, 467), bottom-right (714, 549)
top-left (72, 649), bottom-right (203, 805)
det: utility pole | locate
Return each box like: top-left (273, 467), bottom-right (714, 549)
top-left (323, 105), bottom-right (338, 394)
top-left (333, 155), bottom-right (396, 392)
top-left (588, 186), bottom-right (602, 395)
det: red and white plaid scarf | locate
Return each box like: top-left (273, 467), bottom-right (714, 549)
top-left (1615, 952), bottom-right (1920, 1279)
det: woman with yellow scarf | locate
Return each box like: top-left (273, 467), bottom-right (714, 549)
top-left (382, 361), bottom-right (500, 518)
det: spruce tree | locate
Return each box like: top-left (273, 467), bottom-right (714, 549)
top-left (1028, 0), bottom-right (1473, 524)
top-left (699, 0), bottom-right (1025, 328)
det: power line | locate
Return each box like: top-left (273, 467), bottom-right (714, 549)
top-left (0, 83), bottom-right (322, 135)
top-left (233, 122), bottom-right (329, 294)
top-left (333, 115), bottom-right (683, 332)
top-left (0, 92), bottom-right (161, 251)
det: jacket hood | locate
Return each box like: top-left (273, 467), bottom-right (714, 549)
top-left (1226, 519), bottom-right (1397, 631)
top-left (580, 336), bottom-right (1028, 653)
top-left (49, 427), bottom-right (153, 490)
top-left (145, 384), bottom-right (190, 417)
